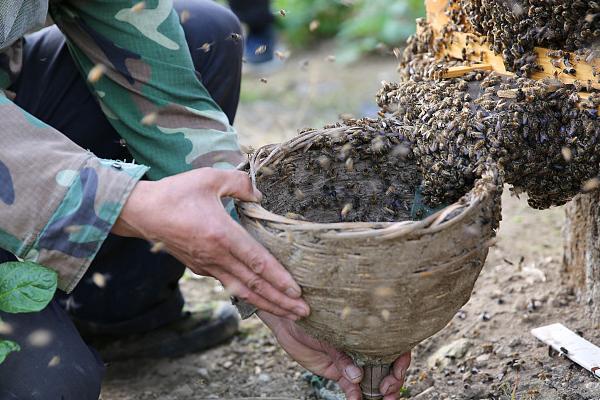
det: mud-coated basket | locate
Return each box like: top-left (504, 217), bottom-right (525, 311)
top-left (236, 125), bottom-right (500, 397)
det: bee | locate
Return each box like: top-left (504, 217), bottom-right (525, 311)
top-left (180, 10), bottom-right (191, 24)
top-left (87, 64), bottom-right (106, 83)
top-left (228, 33), bottom-right (242, 42)
top-left (132, 1), bottom-right (145, 12)
top-left (345, 158), bottom-right (354, 172)
top-left (340, 203), bottom-right (353, 219)
top-left (199, 42), bottom-right (213, 53)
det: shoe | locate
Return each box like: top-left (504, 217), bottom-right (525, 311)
top-left (87, 302), bottom-right (239, 362)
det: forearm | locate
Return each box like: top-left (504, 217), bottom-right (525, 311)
top-left (51, 0), bottom-right (244, 182)
top-left (0, 93), bottom-right (148, 292)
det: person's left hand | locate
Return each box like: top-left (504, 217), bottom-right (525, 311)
top-left (258, 311), bottom-right (412, 400)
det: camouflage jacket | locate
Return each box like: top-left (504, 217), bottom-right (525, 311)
top-left (0, 0), bottom-right (243, 292)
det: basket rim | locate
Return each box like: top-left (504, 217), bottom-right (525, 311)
top-left (236, 124), bottom-right (499, 240)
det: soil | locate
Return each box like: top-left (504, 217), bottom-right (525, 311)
top-left (100, 44), bottom-right (600, 400)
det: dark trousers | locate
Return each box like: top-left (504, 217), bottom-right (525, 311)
top-left (229, 0), bottom-right (274, 33)
top-left (0, 1), bottom-right (242, 399)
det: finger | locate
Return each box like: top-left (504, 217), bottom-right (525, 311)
top-left (226, 257), bottom-right (309, 318)
top-left (323, 345), bottom-right (363, 383)
top-left (338, 377), bottom-right (362, 400)
top-left (380, 352), bottom-right (411, 397)
top-left (212, 169), bottom-right (262, 202)
top-left (218, 272), bottom-right (299, 320)
top-left (226, 220), bottom-right (305, 300)
top-left (380, 375), bottom-right (403, 398)
top-left (391, 352), bottom-right (411, 381)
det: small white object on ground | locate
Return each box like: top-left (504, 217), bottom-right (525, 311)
top-left (531, 323), bottom-right (600, 378)
top-left (427, 338), bottom-right (472, 369)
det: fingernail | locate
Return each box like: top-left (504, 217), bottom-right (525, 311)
top-left (253, 189), bottom-right (263, 202)
top-left (294, 305), bottom-right (309, 317)
top-left (285, 287), bottom-right (302, 298)
top-left (345, 365), bottom-right (362, 381)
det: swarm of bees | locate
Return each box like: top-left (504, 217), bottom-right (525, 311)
top-left (257, 0), bottom-right (599, 222)
top-left (256, 123), bottom-right (421, 223)
top-left (379, 71), bottom-right (600, 209)
top-left (457, 0), bottom-right (600, 76)
top-left (377, 7), bottom-right (600, 211)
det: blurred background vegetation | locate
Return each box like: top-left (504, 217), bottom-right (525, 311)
top-left (273, 0), bottom-right (425, 62)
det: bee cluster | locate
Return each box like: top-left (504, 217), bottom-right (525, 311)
top-left (458, 0), bottom-right (600, 76)
top-left (399, 18), bottom-right (466, 82)
top-left (259, 1), bottom-right (600, 221)
top-left (256, 124), bottom-right (421, 223)
top-left (378, 71), bottom-right (600, 209)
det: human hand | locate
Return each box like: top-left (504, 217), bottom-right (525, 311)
top-left (112, 168), bottom-right (310, 320)
top-left (258, 310), bottom-right (411, 400)
top-left (378, 352), bottom-right (411, 399)
top-left (258, 310), bottom-right (364, 399)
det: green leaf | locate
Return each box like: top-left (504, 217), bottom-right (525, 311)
top-left (0, 339), bottom-right (20, 364)
top-left (0, 261), bottom-right (57, 313)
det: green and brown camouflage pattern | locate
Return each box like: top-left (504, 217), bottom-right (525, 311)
top-left (0, 0), bottom-right (244, 291)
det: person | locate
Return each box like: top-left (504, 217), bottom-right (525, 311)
top-left (0, 1), bottom-right (410, 399)
top-left (228, 0), bottom-right (277, 66)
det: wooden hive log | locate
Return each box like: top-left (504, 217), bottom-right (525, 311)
top-left (423, 0), bottom-right (600, 323)
top-left (424, 0), bottom-right (600, 94)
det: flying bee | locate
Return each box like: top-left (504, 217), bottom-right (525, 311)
top-left (228, 33), bottom-right (242, 42)
top-left (199, 42), bottom-right (213, 53)
top-left (340, 203), bottom-right (353, 219)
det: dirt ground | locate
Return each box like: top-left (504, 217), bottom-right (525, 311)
top-left (100, 44), bottom-right (600, 400)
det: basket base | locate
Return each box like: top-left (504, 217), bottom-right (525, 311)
top-left (360, 363), bottom-right (391, 399)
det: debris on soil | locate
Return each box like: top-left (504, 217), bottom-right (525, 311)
top-left (427, 338), bottom-right (473, 369)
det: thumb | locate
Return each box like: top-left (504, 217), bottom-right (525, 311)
top-left (213, 170), bottom-right (263, 202)
top-left (323, 345), bottom-right (363, 384)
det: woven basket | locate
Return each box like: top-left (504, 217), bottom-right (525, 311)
top-left (237, 125), bottom-right (499, 395)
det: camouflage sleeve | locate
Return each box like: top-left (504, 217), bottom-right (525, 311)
top-left (50, 0), bottom-right (244, 186)
top-left (0, 91), bottom-right (148, 292)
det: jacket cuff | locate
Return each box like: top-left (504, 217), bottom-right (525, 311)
top-left (24, 158), bottom-right (148, 292)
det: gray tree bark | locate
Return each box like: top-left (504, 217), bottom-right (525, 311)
top-left (563, 191), bottom-right (600, 325)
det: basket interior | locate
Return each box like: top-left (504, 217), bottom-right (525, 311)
top-left (256, 131), bottom-right (422, 223)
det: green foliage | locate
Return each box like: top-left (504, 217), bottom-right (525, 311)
top-left (274, 0), bottom-right (425, 61)
top-left (337, 0), bottom-right (425, 62)
top-left (0, 261), bottom-right (57, 364)
top-left (273, 0), bottom-right (353, 47)
top-left (0, 338), bottom-right (20, 364)
top-left (0, 261), bottom-right (57, 313)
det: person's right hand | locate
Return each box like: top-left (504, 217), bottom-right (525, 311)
top-left (258, 311), bottom-right (411, 400)
top-left (112, 168), bottom-right (310, 321)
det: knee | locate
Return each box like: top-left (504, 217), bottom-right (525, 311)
top-left (0, 341), bottom-right (104, 400)
top-left (0, 362), bottom-right (103, 400)
top-left (208, 3), bottom-right (243, 38)
top-left (176, 0), bottom-right (242, 41)
top-left (48, 361), bottom-right (103, 400)
top-left (68, 360), bottom-right (104, 400)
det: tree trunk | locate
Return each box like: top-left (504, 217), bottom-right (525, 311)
top-left (563, 191), bottom-right (600, 325)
